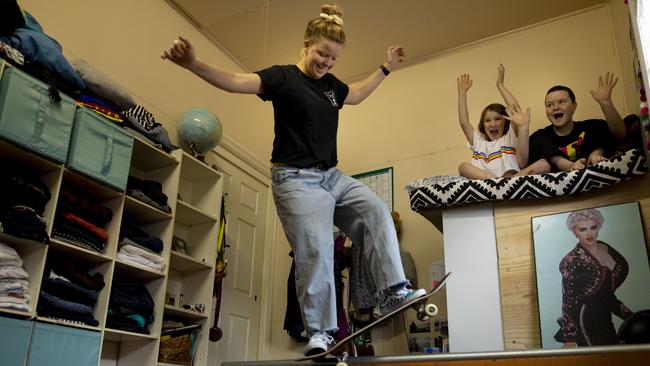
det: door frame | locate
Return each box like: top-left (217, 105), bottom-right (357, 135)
top-left (214, 135), bottom-right (277, 360)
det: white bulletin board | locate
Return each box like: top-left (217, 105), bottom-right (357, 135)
top-left (352, 167), bottom-right (394, 212)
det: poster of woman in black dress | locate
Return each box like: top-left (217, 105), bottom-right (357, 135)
top-left (532, 202), bottom-right (650, 348)
top-left (554, 208), bottom-right (633, 347)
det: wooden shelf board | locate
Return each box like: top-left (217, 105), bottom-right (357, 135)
top-left (50, 238), bottom-right (111, 264)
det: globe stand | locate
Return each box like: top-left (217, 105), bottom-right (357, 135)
top-left (188, 142), bottom-right (207, 163)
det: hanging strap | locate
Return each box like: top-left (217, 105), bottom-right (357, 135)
top-left (31, 81), bottom-right (49, 144)
top-left (102, 129), bottom-right (114, 174)
top-left (39, 67), bottom-right (61, 103)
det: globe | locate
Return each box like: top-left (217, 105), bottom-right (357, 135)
top-left (177, 108), bottom-right (223, 156)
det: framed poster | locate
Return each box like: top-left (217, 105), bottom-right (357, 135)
top-left (532, 202), bottom-right (650, 348)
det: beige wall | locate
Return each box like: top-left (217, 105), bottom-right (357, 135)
top-left (608, 0), bottom-right (640, 115)
top-left (15, 0), bottom-right (637, 360)
top-left (20, 0), bottom-right (276, 164)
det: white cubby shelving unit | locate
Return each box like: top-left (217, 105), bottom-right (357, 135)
top-left (0, 127), bottom-right (224, 365)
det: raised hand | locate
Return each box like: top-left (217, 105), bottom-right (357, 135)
top-left (161, 36), bottom-right (196, 69)
top-left (497, 63), bottom-right (505, 86)
top-left (457, 74), bottom-right (473, 93)
top-left (504, 104), bottom-right (530, 128)
top-left (385, 46), bottom-right (406, 70)
top-left (589, 72), bottom-right (618, 104)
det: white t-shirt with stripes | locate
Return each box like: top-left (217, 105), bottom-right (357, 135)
top-left (469, 128), bottom-right (519, 177)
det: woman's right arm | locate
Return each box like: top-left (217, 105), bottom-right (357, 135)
top-left (457, 74), bottom-right (475, 145)
top-left (162, 36), bottom-right (263, 94)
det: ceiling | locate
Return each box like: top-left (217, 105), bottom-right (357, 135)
top-left (168, 0), bottom-right (607, 82)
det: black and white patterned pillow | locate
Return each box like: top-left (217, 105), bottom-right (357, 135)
top-left (408, 149), bottom-right (648, 211)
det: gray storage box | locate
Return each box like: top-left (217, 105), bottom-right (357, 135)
top-left (27, 322), bottom-right (100, 366)
top-left (0, 316), bottom-right (33, 366)
top-left (67, 108), bottom-right (133, 191)
top-left (0, 67), bottom-right (76, 163)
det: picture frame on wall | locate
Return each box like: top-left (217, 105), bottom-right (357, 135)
top-left (531, 201), bottom-right (650, 348)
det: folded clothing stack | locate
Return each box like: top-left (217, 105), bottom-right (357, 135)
top-left (0, 167), bottom-right (51, 244)
top-left (127, 176), bottom-right (171, 213)
top-left (52, 188), bottom-right (113, 253)
top-left (107, 280), bottom-right (155, 334)
top-left (37, 252), bottom-right (105, 326)
top-left (0, 242), bottom-right (30, 312)
top-left (117, 222), bottom-right (165, 272)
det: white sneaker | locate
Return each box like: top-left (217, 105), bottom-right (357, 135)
top-left (303, 331), bottom-right (335, 356)
top-left (377, 286), bottom-right (427, 316)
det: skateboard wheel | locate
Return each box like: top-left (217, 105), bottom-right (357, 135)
top-left (417, 312), bottom-right (430, 321)
top-left (424, 303), bottom-right (438, 317)
top-left (336, 362), bottom-right (348, 366)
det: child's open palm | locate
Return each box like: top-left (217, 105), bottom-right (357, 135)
top-left (589, 72), bottom-right (618, 103)
top-left (505, 105), bottom-right (531, 128)
top-left (457, 74), bottom-right (473, 93)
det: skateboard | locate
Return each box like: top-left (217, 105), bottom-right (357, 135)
top-left (297, 271), bottom-right (452, 364)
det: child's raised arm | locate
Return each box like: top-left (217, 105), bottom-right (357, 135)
top-left (589, 72), bottom-right (625, 140)
top-left (496, 64), bottom-right (521, 111)
top-left (457, 74), bottom-right (475, 145)
top-left (505, 105), bottom-right (531, 169)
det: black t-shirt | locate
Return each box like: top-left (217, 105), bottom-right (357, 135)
top-left (255, 65), bottom-right (349, 169)
top-left (529, 119), bottom-right (615, 169)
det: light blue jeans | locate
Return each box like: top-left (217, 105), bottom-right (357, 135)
top-left (272, 166), bottom-right (406, 334)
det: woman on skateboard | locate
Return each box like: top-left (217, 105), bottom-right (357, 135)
top-left (162, 2), bottom-right (425, 357)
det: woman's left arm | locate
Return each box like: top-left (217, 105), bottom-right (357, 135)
top-left (345, 46), bottom-right (404, 105)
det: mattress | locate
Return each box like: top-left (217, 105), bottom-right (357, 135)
top-left (407, 148), bottom-right (648, 212)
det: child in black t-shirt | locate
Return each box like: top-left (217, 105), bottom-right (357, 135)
top-left (529, 73), bottom-right (626, 171)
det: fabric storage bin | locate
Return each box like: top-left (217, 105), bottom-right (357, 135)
top-left (0, 316), bottom-right (33, 366)
top-left (67, 108), bottom-right (133, 191)
top-left (26, 321), bottom-right (100, 366)
top-left (0, 66), bottom-right (76, 163)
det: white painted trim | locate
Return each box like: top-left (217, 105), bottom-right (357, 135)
top-left (216, 135), bottom-right (271, 179)
top-left (258, 190), bottom-right (278, 359)
top-left (213, 139), bottom-right (276, 361)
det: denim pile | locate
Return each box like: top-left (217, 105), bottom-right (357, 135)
top-left (37, 252), bottom-right (105, 326)
top-left (107, 280), bottom-right (154, 334)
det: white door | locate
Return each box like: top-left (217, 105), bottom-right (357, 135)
top-left (211, 151), bottom-right (270, 363)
